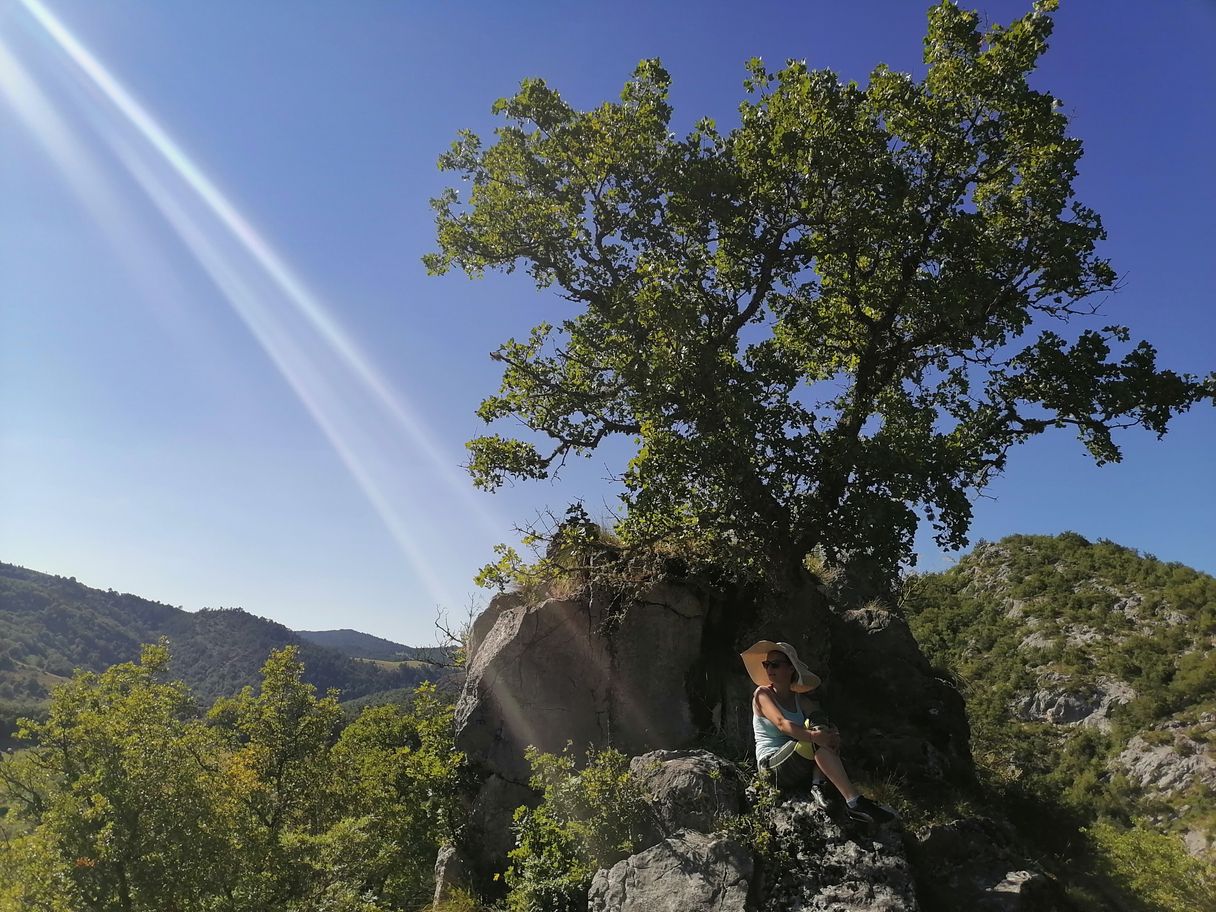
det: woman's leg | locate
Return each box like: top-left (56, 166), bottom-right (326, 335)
top-left (813, 746), bottom-right (859, 803)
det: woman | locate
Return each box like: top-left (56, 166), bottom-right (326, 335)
top-left (742, 639), bottom-right (897, 824)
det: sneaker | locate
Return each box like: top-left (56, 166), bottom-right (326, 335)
top-left (846, 795), bottom-right (899, 824)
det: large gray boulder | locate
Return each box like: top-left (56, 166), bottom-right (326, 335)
top-left (453, 583), bottom-right (712, 883)
top-left (455, 582), bottom-right (709, 784)
top-left (629, 749), bottom-right (746, 837)
top-left (604, 583), bottom-right (708, 756)
top-left (588, 830), bottom-right (752, 912)
top-left (456, 596), bottom-right (613, 784)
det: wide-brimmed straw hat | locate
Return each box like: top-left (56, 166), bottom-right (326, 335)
top-left (740, 640), bottom-right (821, 693)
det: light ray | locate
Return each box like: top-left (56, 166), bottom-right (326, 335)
top-left (15, 0), bottom-right (501, 539)
top-left (5, 0), bottom-right (506, 611)
top-left (0, 36), bottom-right (188, 317)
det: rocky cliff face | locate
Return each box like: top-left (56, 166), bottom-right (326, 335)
top-left (441, 570), bottom-right (1051, 909)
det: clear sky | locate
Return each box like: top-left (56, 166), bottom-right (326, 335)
top-left (1, 0), bottom-right (1212, 645)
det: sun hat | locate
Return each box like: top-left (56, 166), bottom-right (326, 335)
top-left (740, 640), bottom-right (822, 693)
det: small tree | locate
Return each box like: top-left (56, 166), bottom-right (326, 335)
top-left (427, 0), bottom-right (1211, 590)
top-left (0, 643), bottom-right (234, 912)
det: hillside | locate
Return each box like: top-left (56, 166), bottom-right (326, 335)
top-left (0, 562), bottom-right (451, 744)
top-left (905, 533), bottom-right (1215, 862)
top-left (297, 628), bottom-right (453, 664)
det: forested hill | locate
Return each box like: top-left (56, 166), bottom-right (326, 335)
top-left (0, 562), bottom-right (449, 737)
top-left (296, 628), bottom-right (451, 664)
top-left (906, 533), bottom-right (1216, 860)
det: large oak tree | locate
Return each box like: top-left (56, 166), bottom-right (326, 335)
top-left (427, 1), bottom-right (1211, 589)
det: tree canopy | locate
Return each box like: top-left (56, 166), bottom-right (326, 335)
top-left (0, 645), bottom-right (464, 912)
top-left (428, 0), bottom-right (1211, 585)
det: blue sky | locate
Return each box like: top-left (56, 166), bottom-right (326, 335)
top-left (1, 0), bottom-right (1212, 645)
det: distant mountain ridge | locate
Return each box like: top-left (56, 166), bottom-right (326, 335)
top-left (296, 628), bottom-right (452, 664)
top-left (0, 561), bottom-right (451, 744)
top-left (906, 532), bottom-right (1216, 860)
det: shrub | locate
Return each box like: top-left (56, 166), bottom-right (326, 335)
top-left (505, 745), bottom-right (650, 912)
top-left (1087, 820), bottom-right (1216, 912)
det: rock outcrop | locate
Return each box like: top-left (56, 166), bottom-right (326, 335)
top-left (588, 830), bottom-right (752, 912)
top-left (1010, 677), bottom-right (1136, 731)
top-left (592, 753), bottom-right (924, 912)
top-left (1114, 718), bottom-right (1216, 796)
top-left (629, 749), bottom-right (747, 838)
top-left (445, 556), bottom-right (998, 905)
top-left (452, 583), bottom-right (714, 880)
top-left (763, 799), bottom-right (917, 912)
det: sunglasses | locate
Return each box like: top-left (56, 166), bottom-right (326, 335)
top-left (761, 660), bottom-right (790, 670)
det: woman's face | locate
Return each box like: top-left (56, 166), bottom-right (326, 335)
top-left (763, 650), bottom-right (795, 686)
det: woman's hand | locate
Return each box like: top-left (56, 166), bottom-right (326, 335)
top-left (808, 726), bottom-right (841, 751)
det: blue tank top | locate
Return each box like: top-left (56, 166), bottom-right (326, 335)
top-left (753, 690), bottom-right (805, 763)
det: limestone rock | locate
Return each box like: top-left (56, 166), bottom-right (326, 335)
top-left (455, 597), bottom-right (612, 783)
top-left (765, 798), bottom-right (917, 911)
top-left (628, 749), bottom-right (746, 837)
top-left (588, 830), bottom-right (752, 912)
top-left (453, 584), bottom-right (714, 887)
top-left (453, 574), bottom-right (976, 893)
top-left (1116, 730), bottom-right (1216, 795)
top-left (1184, 828), bottom-right (1213, 859)
top-left (455, 584), bottom-right (710, 785)
top-left (1017, 630), bottom-right (1055, 652)
top-left (466, 590), bottom-right (527, 663)
top-left (1010, 678), bottom-right (1135, 731)
top-left (603, 581), bottom-right (707, 756)
top-left (432, 844), bottom-right (467, 907)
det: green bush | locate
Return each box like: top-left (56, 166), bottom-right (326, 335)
top-left (1087, 820), bottom-right (1216, 912)
top-left (505, 745), bottom-right (650, 912)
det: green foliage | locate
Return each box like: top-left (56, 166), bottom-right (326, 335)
top-left (505, 745), bottom-right (650, 912)
top-left (429, 2), bottom-right (1211, 587)
top-left (717, 776), bottom-right (782, 860)
top-left (1086, 820), bottom-right (1216, 912)
top-left (0, 643), bottom-right (235, 912)
top-left (0, 646), bottom-right (464, 912)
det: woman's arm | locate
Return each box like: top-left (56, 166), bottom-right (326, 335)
top-left (797, 693), bottom-right (841, 750)
top-left (755, 688), bottom-right (814, 742)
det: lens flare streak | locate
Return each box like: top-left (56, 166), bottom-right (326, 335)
top-left (5, 0), bottom-right (505, 609)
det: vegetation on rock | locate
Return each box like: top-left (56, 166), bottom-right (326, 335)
top-left (505, 747), bottom-right (650, 912)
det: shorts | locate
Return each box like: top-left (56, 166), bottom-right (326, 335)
top-left (760, 739), bottom-right (818, 790)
